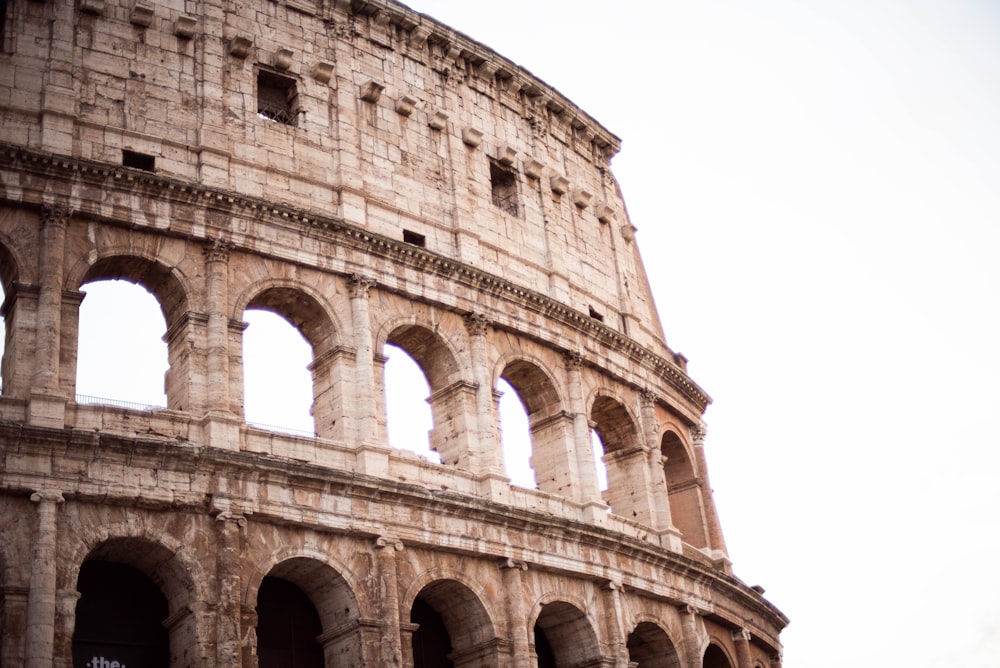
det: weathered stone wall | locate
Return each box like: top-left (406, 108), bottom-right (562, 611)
top-left (0, 0), bottom-right (786, 666)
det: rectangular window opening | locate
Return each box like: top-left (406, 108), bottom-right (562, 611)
top-left (589, 306), bottom-right (604, 322)
top-left (490, 161), bottom-right (519, 216)
top-left (403, 229), bottom-right (426, 247)
top-left (122, 150), bottom-right (156, 172)
top-left (257, 70), bottom-right (299, 125)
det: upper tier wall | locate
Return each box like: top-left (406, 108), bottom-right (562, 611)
top-left (0, 0), bottom-right (673, 356)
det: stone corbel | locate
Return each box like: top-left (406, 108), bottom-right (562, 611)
top-left (81, 0), bottom-right (105, 15)
top-left (596, 203), bottom-right (615, 224)
top-left (428, 110), bottom-right (448, 130)
top-left (174, 14), bottom-right (197, 39)
top-left (273, 48), bottom-right (294, 71)
top-left (229, 35), bottom-right (253, 59)
top-left (313, 61), bottom-right (334, 84)
top-left (130, 2), bottom-right (154, 27)
top-left (395, 95), bottom-right (417, 116)
top-left (550, 174), bottom-right (569, 195)
top-left (620, 224), bottom-right (636, 243)
top-left (496, 145), bottom-right (516, 166)
top-left (572, 188), bottom-right (593, 209)
top-left (462, 127), bottom-right (483, 147)
top-left (360, 80), bottom-right (384, 103)
top-left (523, 158), bottom-right (543, 179)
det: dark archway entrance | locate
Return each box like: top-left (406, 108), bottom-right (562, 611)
top-left (72, 561), bottom-right (169, 668)
top-left (256, 576), bottom-right (324, 668)
top-left (411, 595), bottom-right (455, 668)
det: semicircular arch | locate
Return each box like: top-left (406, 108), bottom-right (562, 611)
top-left (404, 572), bottom-right (498, 655)
top-left (235, 279), bottom-right (343, 356)
top-left (377, 317), bottom-right (464, 392)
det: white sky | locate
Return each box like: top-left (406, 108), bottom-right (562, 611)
top-left (402, 1), bottom-right (1000, 666)
top-left (16, 1), bottom-right (1000, 666)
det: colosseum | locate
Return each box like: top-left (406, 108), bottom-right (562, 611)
top-left (0, 0), bottom-right (787, 666)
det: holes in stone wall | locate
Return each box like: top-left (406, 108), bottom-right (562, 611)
top-left (122, 149), bottom-right (155, 171)
top-left (489, 160), bottom-right (519, 216)
top-left (257, 69), bottom-right (299, 125)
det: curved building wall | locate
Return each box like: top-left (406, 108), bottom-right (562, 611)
top-left (0, 1), bottom-right (786, 667)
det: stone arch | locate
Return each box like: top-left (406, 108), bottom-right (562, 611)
top-left (703, 641), bottom-right (736, 668)
top-left (405, 576), bottom-right (499, 668)
top-left (67, 252), bottom-right (194, 410)
top-left (236, 280), bottom-right (346, 438)
top-left (626, 620), bottom-right (682, 668)
top-left (380, 320), bottom-right (474, 468)
top-left (590, 391), bottom-right (650, 519)
top-left (497, 356), bottom-right (575, 495)
top-left (529, 598), bottom-right (603, 668)
top-left (247, 554), bottom-right (364, 668)
top-left (661, 428), bottom-right (709, 549)
top-left (70, 535), bottom-right (204, 668)
top-left (0, 237), bottom-right (23, 397)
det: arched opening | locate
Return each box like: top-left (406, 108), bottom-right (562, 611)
top-left (73, 561), bottom-right (169, 668)
top-left (72, 537), bottom-right (198, 668)
top-left (409, 579), bottom-right (497, 668)
top-left (76, 279), bottom-right (169, 409)
top-left (256, 576), bottom-right (323, 668)
top-left (591, 430), bottom-right (609, 492)
top-left (497, 377), bottom-right (535, 488)
top-left (0, 242), bottom-right (15, 397)
top-left (592, 395), bottom-right (652, 520)
top-left (411, 596), bottom-right (454, 668)
top-left (385, 325), bottom-right (469, 468)
top-left (243, 287), bottom-right (340, 438)
top-left (532, 601), bottom-right (601, 668)
top-left (384, 343), bottom-right (437, 462)
top-left (499, 360), bottom-right (574, 496)
top-left (703, 643), bottom-right (734, 668)
top-left (74, 257), bottom-right (188, 410)
top-left (254, 557), bottom-right (362, 667)
top-left (662, 430), bottom-right (709, 548)
top-left (76, 280), bottom-right (168, 408)
top-left (626, 621), bottom-right (681, 668)
top-left (243, 309), bottom-right (313, 435)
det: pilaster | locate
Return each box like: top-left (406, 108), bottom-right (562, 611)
top-left (25, 490), bottom-right (63, 668)
top-left (375, 536), bottom-right (404, 667)
top-left (350, 274), bottom-right (379, 445)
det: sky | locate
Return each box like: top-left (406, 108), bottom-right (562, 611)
top-left (29, 1), bottom-right (1000, 666)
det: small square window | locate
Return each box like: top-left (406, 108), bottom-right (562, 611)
top-left (588, 306), bottom-right (604, 323)
top-left (257, 70), bottom-right (299, 125)
top-left (122, 150), bottom-right (156, 171)
top-left (403, 229), bottom-right (426, 247)
top-left (490, 161), bottom-right (519, 216)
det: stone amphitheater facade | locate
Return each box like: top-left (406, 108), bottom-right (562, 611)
top-left (0, 1), bottom-right (787, 666)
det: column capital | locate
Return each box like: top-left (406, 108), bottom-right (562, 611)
top-left (498, 557), bottom-right (528, 571)
top-left (733, 628), bottom-right (751, 641)
top-left (639, 388), bottom-right (657, 406)
top-left (563, 350), bottom-right (585, 368)
top-left (40, 203), bottom-right (72, 229)
top-left (375, 535), bottom-right (403, 551)
top-left (690, 422), bottom-right (707, 446)
top-left (463, 312), bottom-right (491, 335)
top-left (203, 237), bottom-right (235, 262)
top-left (349, 273), bottom-right (377, 298)
top-left (30, 490), bottom-right (65, 504)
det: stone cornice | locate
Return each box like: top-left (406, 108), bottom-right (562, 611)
top-left (0, 420), bottom-right (785, 641)
top-left (0, 145), bottom-right (711, 413)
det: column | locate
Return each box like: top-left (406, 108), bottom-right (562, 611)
top-left (564, 352), bottom-right (601, 508)
top-left (28, 205), bottom-right (69, 428)
top-left (25, 490), bottom-right (63, 668)
top-left (214, 509), bottom-right (246, 667)
top-left (498, 558), bottom-right (530, 666)
top-left (375, 536), bottom-right (403, 667)
top-left (690, 424), bottom-right (730, 566)
top-left (203, 239), bottom-right (234, 415)
top-left (733, 629), bottom-right (753, 668)
top-left (350, 275), bottom-right (378, 445)
top-left (679, 605), bottom-right (703, 668)
top-left (600, 581), bottom-right (629, 668)
top-left (640, 390), bottom-right (681, 551)
top-left (465, 313), bottom-right (508, 498)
